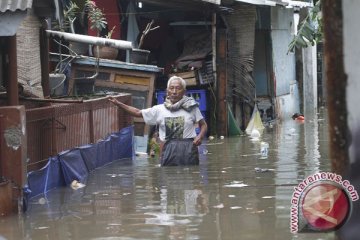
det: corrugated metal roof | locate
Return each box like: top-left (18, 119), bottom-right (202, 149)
top-left (201, 0), bottom-right (221, 4)
top-left (0, 0), bottom-right (33, 13)
top-left (234, 0), bottom-right (312, 7)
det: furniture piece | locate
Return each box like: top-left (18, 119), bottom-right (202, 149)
top-left (51, 54), bottom-right (163, 136)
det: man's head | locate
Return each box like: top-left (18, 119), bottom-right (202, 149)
top-left (166, 76), bottom-right (186, 103)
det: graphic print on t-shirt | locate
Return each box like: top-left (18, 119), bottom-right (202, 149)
top-left (165, 116), bottom-right (184, 140)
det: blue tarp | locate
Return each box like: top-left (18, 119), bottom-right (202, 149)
top-left (59, 148), bottom-right (88, 185)
top-left (24, 126), bottom-right (134, 200)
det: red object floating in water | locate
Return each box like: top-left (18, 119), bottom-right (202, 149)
top-left (292, 113), bottom-right (305, 121)
top-left (296, 115), bottom-right (305, 121)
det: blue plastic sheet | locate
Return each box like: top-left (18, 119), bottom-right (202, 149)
top-left (96, 138), bottom-right (112, 168)
top-left (59, 148), bottom-right (88, 185)
top-left (79, 144), bottom-right (98, 172)
top-left (26, 163), bottom-right (49, 199)
top-left (45, 157), bottom-right (66, 192)
top-left (24, 126), bottom-right (134, 201)
top-left (116, 126), bottom-right (134, 159)
top-left (25, 156), bottom-right (65, 199)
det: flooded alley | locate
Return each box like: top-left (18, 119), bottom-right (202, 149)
top-left (0, 109), bottom-right (335, 240)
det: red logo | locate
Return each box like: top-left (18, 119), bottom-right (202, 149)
top-left (301, 183), bottom-right (350, 231)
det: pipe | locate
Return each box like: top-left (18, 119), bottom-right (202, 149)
top-left (46, 30), bottom-right (133, 50)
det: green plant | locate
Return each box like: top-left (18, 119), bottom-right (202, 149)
top-left (64, 2), bottom-right (79, 33)
top-left (288, 1), bottom-right (322, 53)
top-left (86, 0), bottom-right (107, 37)
top-left (52, 1), bottom-right (79, 32)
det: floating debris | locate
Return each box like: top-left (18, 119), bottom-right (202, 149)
top-left (224, 182), bottom-right (248, 188)
top-left (250, 129), bottom-right (261, 141)
top-left (213, 203), bottom-right (224, 209)
top-left (205, 142), bottom-right (224, 146)
top-left (38, 198), bottom-right (46, 205)
top-left (262, 196), bottom-right (275, 199)
top-left (240, 153), bottom-right (261, 157)
top-left (135, 152), bottom-right (149, 157)
top-left (254, 167), bottom-right (269, 173)
top-left (108, 223), bottom-right (121, 226)
top-left (260, 142), bottom-right (269, 158)
top-left (251, 210), bottom-right (265, 214)
top-left (35, 226), bottom-right (49, 230)
top-left (230, 206), bottom-right (242, 209)
top-left (70, 180), bottom-right (86, 190)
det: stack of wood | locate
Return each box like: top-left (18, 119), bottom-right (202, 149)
top-left (169, 71), bottom-right (197, 86)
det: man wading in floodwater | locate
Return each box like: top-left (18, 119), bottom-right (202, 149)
top-left (108, 76), bottom-right (207, 166)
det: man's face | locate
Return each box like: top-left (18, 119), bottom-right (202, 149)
top-left (167, 80), bottom-right (185, 104)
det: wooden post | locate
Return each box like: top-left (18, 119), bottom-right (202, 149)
top-left (322, 0), bottom-right (349, 175)
top-left (89, 109), bottom-right (94, 143)
top-left (7, 36), bottom-right (19, 106)
top-left (40, 20), bottom-right (50, 98)
top-left (0, 106), bottom-right (27, 214)
top-left (51, 117), bottom-right (57, 156)
top-left (216, 29), bottom-right (228, 136)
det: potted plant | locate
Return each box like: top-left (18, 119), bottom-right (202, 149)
top-left (130, 20), bottom-right (159, 64)
top-left (85, 0), bottom-right (118, 60)
top-left (93, 26), bottom-right (119, 59)
top-left (86, 0), bottom-right (107, 37)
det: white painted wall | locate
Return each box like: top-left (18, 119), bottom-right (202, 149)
top-left (276, 81), bottom-right (300, 120)
top-left (271, 7), bottom-right (299, 120)
top-left (343, 0), bottom-right (360, 164)
top-left (302, 45), bottom-right (317, 117)
top-left (271, 7), bottom-right (296, 96)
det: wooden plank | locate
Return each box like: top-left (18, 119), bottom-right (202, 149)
top-left (114, 74), bottom-right (150, 86)
top-left (170, 71), bottom-right (197, 86)
top-left (184, 77), bottom-right (197, 86)
top-left (176, 71), bottom-right (195, 79)
top-left (94, 81), bottom-right (149, 92)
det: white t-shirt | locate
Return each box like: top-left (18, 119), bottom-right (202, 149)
top-left (141, 104), bottom-right (204, 142)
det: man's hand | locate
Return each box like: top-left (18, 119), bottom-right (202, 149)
top-left (193, 135), bottom-right (203, 146)
top-left (108, 96), bottom-right (143, 118)
top-left (108, 96), bottom-right (118, 105)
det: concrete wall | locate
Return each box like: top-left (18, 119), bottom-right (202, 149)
top-left (339, 3), bottom-right (360, 238)
top-left (275, 81), bottom-right (300, 120)
top-left (271, 7), bottom-right (299, 120)
top-left (271, 7), bottom-right (296, 96)
top-left (302, 45), bottom-right (317, 117)
top-left (343, 1), bottom-right (360, 165)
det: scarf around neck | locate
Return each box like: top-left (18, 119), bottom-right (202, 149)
top-left (164, 95), bottom-right (199, 112)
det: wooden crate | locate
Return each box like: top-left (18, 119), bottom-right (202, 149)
top-left (170, 71), bottom-right (197, 86)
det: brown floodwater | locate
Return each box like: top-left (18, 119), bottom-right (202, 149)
top-left (0, 108), bottom-right (336, 239)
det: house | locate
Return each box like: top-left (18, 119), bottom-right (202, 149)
top-left (0, 0), bottom-right (315, 215)
top-left (0, 0), bottom-right (154, 215)
top-left (47, 0), bottom-right (314, 136)
top-left (123, 0), bottom-right (313, 135)
top-left (0, 0), bottom-right (57, 216)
